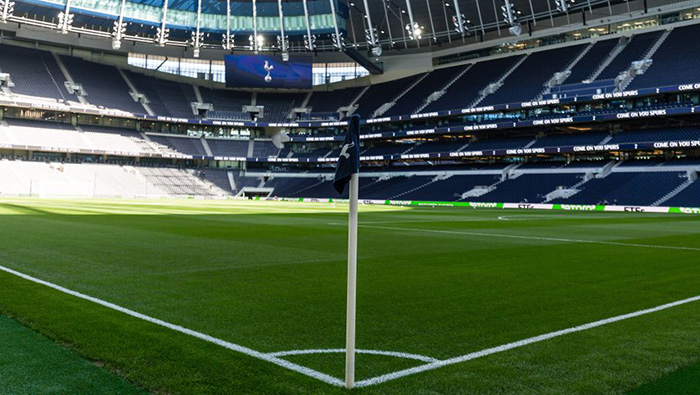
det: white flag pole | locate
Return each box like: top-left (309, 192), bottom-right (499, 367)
top-left (345, 172), bottom-right (359, 389)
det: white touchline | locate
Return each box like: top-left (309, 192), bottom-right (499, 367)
top-left (355, 294), bottom-right (700, 388)
top-left (0, 264), bottom-right (345, 388)
top-left (3, 262), bottom-right (700, 389)
top-left (356, 224), bottom-right (700, 252)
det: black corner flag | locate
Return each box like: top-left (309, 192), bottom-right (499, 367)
top-left (333, 114), bottom-right (361, 195)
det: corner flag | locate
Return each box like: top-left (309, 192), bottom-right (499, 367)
top-left (333, 114), bottom-right (361, 389)
top-left (333, 114), bottom-right (361, 194)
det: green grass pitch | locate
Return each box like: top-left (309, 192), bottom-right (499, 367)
top-left (0, 198), bottom-right (699, 393)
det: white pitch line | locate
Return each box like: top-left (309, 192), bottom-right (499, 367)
top-left (355, 224), bottom-right (700, 252)
top-left (268, 348), bottom-right (440, 363)
top-left (0, 264), bottom-right (345, 387)
top-left (355, 294), bottom-right (700, 388)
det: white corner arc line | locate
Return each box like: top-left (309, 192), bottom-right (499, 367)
top-left (268, 348), bottom-right (440, 363)
top-left (355, 294), bottom-right (700, 388)
top-left (0, 264), bottom-right (345, 387)
top-left (357, 224), bottom-right (700, 252)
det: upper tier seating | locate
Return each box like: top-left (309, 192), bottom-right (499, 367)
top-left (595, 31), bottom-right (662, 80)
top-left (125, 71), bottom-right (195, 118)
top-left (480, 44), bottom-right (586, 106)
top-left (355, 74), bottom-right (426, 118)
top-left (256, 92), bottom-right (306, 122)
top-left (59, 56), bottom-right (146, 114)
top-left (564, 38), bottom-right (619, 83)
top-left (307, 87), bottom-right (364, 114)
top-left (628, 24), bottom-right (700, 89)
top-left (0, 45), bottom-right (76, 102)
top-left (202, 88), bottom-right (252, 120)
top-left (422, 56), bottom-right (524, 113)
top-left (384, 65), bottom-right (470, 117)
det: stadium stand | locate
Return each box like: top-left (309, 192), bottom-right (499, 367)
top-left (0, 161), bottom-right (226, 197)
top-left (595, 31), bottom-right (662, 80)
top-left (473, 174), bottom-right (581, 203)
top-left (204, 88), bottom-right (252, 120)
top-left (564, 38), bottom-right (619, 84)
top-left (480, 44), bottom-right (586, 105)
top-left (306, 87), bottom-right (364, 115)
top-left (206, 138), bottom-right (250, 157)
top-left (147, 135), bottom-right (208, 157)
top-left (558, 172), bottom-right (689, 205)
top-left (256, 92), bottom-right (306, 121)
top-left (530, 132), bottom-right (610, 148)
top-left (0, 45), bottom-right (76, 102)
top-left (422, 56), bottom-right (524, 113)
top-left (354, 74), bottom-right (426, 118)
top-left (384, 65), bottom-right (470, 116)
top-left (59, 56), bottom-right (146, 114)
top-left (628, 23), bottom-right (700, 89)
top-left (252, 140), bottom-right (280, 157)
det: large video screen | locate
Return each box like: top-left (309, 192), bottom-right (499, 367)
top-left (224, 54), bottom-right (313, 89)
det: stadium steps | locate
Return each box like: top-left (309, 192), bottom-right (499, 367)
top-left (118, 68), bottom-right (154, 116)
top-left (471, 55), bottom-right (528, 108)
top-left (400, 143), bottom-right (422, 155)
top-left (247, 140), bottom-right (255, 157)
top-left (201, 136), bottom-right (213, 156)
top-left (587, 37), bottom-right (628, 82)
top-left (300, 92), bottom-right (313, 108)
top-left (543, 174), bottom-right (592, 202)
top-left (599, 160), bottom-right (623, 178)
top-left (73, 125), bottom-right (96, 150)
top-left (652, 177), bottom-right (694, 206)
top-left (372, 73), bottom-right (430, 118)
top-left (192, 85), bottom-right (204, 104)
top-left (227, 171), bottom-right (237, 191)
top-left (599, 134), bottom-right (613, 145)
top-left (190, 170), bottom-right (229, 196)
top-left (522, 139), bottom-right (537, 149)
top-left (619, 29), bottom-right (672, 91)
top-left (413, 64), bottom-right (473, 114)
top-left (140, 133), bottom-right (183, 157)
top-left (349, 86), bottom-right (370, 108)
top-left (49, 52), bottom-right (84, 104)
top-left (538, 43), bottom-right (594, 100)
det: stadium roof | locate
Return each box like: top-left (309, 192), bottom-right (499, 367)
top-left (0, 0), bottom-right (687, 56)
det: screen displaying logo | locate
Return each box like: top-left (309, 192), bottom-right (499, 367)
top-left (225, 54), bottom-right (312, 89)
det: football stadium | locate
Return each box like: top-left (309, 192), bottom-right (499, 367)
top-left (1, 0), bottom-right (700, 392)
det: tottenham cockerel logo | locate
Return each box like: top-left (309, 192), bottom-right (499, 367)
top-left (263, 61), bottom-right (274, 83)
top-left (340, 142), bottom-right (355, 159)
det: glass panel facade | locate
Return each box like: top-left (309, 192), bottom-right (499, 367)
top-left (128, 53), bottom-right (368, 86)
